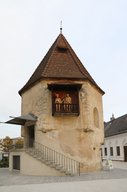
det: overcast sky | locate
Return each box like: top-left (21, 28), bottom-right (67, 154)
top-left (0, 0), bottom-right (127, 138)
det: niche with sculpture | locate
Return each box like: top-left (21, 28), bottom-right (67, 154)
top-left (52, 90), bottom-right (79, 116)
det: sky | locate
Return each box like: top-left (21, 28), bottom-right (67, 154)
top-left (0, 0), bottom-right (127, 138)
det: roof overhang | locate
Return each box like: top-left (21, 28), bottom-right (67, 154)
top-left (47, 83), bottom-right (82, 90)
top-left (5, 113), bottom-right (37, 126)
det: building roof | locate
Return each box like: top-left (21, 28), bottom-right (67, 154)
top-left (105, 114), bottom-right (127, 137)
top-left (19, 33), bottom-right (104, 95)
top-left (5, 113), bottom-right (37, 125)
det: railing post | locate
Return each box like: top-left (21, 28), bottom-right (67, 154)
top-left (78, 162), bottom-right (80, 176)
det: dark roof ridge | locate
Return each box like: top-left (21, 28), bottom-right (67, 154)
top-left (61, 35), bottom-right (91, 77)
top-left (60, 34), bottom-right (102, 91)
top-left (19, 35), bottom-right (59, 95)
top-left (42, 35), bottom-right (61, 77)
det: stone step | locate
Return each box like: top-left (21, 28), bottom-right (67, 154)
top-left (25, 148), bottom-right (76, 176)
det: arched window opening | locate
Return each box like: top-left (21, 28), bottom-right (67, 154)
top-left (93, 107), bottom-right (99, 128)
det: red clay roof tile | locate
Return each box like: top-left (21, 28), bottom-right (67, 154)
top-left (19, 33), bottom-right (104, 95)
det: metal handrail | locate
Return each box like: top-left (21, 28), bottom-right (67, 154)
top-left (53, 103), bottom-right (79, 114)
top-left (27, 141), bottom-right (80, 176)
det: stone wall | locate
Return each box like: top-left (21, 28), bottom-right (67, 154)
top-left (21, 79), bottom-right (104, 172)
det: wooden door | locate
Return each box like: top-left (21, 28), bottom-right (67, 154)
top-left (13, 155), bottom-right (20, 170)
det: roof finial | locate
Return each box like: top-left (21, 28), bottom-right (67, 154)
top-left (60, 20), bottom-right (62, 34)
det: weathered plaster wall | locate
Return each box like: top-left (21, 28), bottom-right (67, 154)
top-left (9, 150), bottom-right (64, 176)
top-left (21, 79), bottom-right (104, 172)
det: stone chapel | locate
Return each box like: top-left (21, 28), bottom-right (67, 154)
top-left (8, 31), bottom-right (105, 176)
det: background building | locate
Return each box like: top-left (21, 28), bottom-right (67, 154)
top-left (102, 114), bottom-right (127, 162)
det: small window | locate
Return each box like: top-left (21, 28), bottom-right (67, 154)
top-left (104, 147), bottom-right (107, 156)
top-left (116, 146), bottom-right (120, 156)
top-left (110, 147), bottom-right (113, 156)
top-left (57, 47), bottom-right (67, 53)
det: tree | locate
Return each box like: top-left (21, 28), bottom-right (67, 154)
top-left (0, 136), bottom-right (12, 168)
top-left (0, 139), bottom-right (3, 151)
top-left (2, 136), bottom-right (13, 152)
top-left (15, 138), bottom-right (24, 149)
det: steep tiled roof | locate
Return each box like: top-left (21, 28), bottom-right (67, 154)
top-left (105, 114), bottom-right (127, 137)
top-left (19, 33), bottom-right (104, 95)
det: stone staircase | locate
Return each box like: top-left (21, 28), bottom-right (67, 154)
top-left (25, 142), bottom-right (80, 176)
